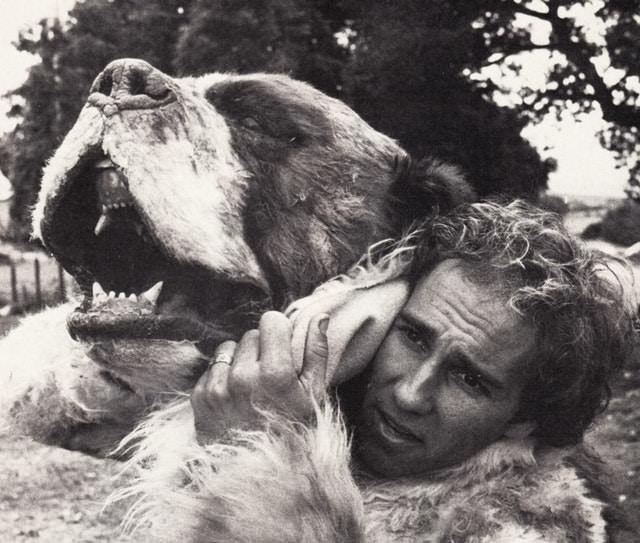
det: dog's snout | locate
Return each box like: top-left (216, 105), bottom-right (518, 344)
top-left (88, 58), bottom-right (175, 112)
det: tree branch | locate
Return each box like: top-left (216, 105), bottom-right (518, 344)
top-left (512, 3), bottom-right (551, 22)
top-left (545, 5), bottom-right (640, 128)
top-left (499, 0), bottom-right (640, 129)
top-left (483, 43), bottom-right (552, 65)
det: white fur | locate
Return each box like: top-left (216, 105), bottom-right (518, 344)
top-left (117, 399), bottom-right (606, 542)
top-left (115, 400), bottom-right (364, 542)
top-left (0, 304), bottom-right (146, 445)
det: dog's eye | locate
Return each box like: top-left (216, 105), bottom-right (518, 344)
top-left (240, 116), bottom-right (261, 130)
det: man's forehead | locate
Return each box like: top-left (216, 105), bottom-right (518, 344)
top-left (414, 259), bottom-right (505, 316)
top-left (407, 259), bottom-right (537, 369)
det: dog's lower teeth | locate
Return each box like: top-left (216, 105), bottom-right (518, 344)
top-left (140, 281), bottom-right (163, 305)
top-left (89, 280), bottom-right (163, 307)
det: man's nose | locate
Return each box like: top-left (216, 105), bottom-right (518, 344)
top-left (87, 58), bottom-right (176, 112)
top-left (392, 359), bottom-right (438, 415)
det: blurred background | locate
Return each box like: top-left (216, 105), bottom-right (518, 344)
top-left (0, 1), bottom-right (638, 541)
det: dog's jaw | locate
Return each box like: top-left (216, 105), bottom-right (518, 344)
top-left (35, 82), bottom-right (267, 291)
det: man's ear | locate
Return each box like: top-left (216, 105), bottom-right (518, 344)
top-left (504, 420), bottom-right (537, 440)
top-left (387, 155), bottom-right (476, 228)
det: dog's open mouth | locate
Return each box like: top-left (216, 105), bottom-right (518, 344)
top-left (42, 153), bottom-right (264, 355)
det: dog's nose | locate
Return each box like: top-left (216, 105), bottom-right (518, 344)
top-left (88, 58), bottom-right (175, 113)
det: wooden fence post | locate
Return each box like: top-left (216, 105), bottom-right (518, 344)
top-left (34, 258), bottom-right (42, 309)
top-left (58, 263), bottom-right (66, 302)
top-left (9, 260), bottom-right (17, 304)
top-left (21, 285), bottom-right (28, 307)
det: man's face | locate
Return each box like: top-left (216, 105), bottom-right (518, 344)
top-left (356, 259), bottom-right (536, 477)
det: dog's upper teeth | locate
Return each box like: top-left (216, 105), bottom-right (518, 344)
top-left (140, 281), bottom-right (163, 305)
top-left (95, 158), bottom-right (116, 169)
top-left (95, 165), bottom-right (134, 225)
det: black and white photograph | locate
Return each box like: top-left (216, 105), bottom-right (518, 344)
top-left (0, 1), bottom-right (638, 541)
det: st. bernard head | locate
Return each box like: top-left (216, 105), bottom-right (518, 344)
top-left (32, 58), bottom-right (472, 400)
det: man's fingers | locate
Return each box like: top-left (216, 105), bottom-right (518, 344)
top-left (300, 313), bottom-right (330, 399)
top-left (206, 340), bottom-right (237, 397)
top-left (258, 311), bottom-right (293, 372)
top-left (228, 329), bottom-right (259, 395)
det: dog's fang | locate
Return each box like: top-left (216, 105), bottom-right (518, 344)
top-left (94, 212), bottom-right (113, 236)
top-left (140, 281), bottom-right (163, 305)
top-left (92, 281), bottom-right (106, 298)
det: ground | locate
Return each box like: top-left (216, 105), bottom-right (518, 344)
top-left (0, 222), bottom-right (638, 541)
top-left (0, 434), bottom-right (134, 543)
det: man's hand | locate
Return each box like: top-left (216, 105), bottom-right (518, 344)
top-left (192, 311), bottom-right (329, 443)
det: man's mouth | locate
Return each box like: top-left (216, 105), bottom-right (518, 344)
top-left (375, 408), bottom-right (422, 445)
top-left (40, 153), bottom-right (265, 355)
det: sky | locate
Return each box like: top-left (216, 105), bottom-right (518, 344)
top-left (0, 0), bottom-right (631, 198)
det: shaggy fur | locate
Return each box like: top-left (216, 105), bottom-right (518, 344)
top-left (116, 400), bottom-right (608, 543)
top-left (0, 58), bottom-right (473, 454)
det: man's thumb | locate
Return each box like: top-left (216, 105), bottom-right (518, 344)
top-left (300, 313), bottom-right (330, 398)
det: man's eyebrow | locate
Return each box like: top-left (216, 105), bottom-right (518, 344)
top-left (398, 311), bottom-right (437, 344)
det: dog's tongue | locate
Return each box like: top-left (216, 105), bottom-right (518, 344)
top-left (94, 159), bottom-right (134, 236)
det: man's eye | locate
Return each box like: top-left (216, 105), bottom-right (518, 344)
top-left (399, 325), bottom-right (428, 352)
top-left (451, 367), bottom-right (488, 395)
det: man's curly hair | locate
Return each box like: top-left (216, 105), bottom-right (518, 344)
top-left (406, 200), bottom-right (636, 447)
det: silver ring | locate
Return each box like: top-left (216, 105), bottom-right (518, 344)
top-left (209, 352), bottom-right (233, 368)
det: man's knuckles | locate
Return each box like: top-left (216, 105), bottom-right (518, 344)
top-left (260, 364), bottom-right (296, 392)
top-left (228, 364), bottom-right (258, 393)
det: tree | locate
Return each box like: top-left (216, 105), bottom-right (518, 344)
top-left (174, 0), bottom-right (347, 96)
top-left (473, 0), bottom-right (640, 193)
top-left (341, 0), bottom-right (553, 198)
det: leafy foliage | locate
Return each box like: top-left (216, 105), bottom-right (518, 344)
top-left (538, 193), bottom-right (569, 216)
top-left (340, 1), bottom-right (553, 198)
top-left (4, 0), bottom-right (638, 239)
top-left (474, 0), bottom-right (640, 192)
top-left (600, 200), bottom-right (640, 246)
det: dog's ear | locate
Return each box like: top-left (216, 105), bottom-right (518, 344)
top-left (387, 156), bottom-right (476, 227)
